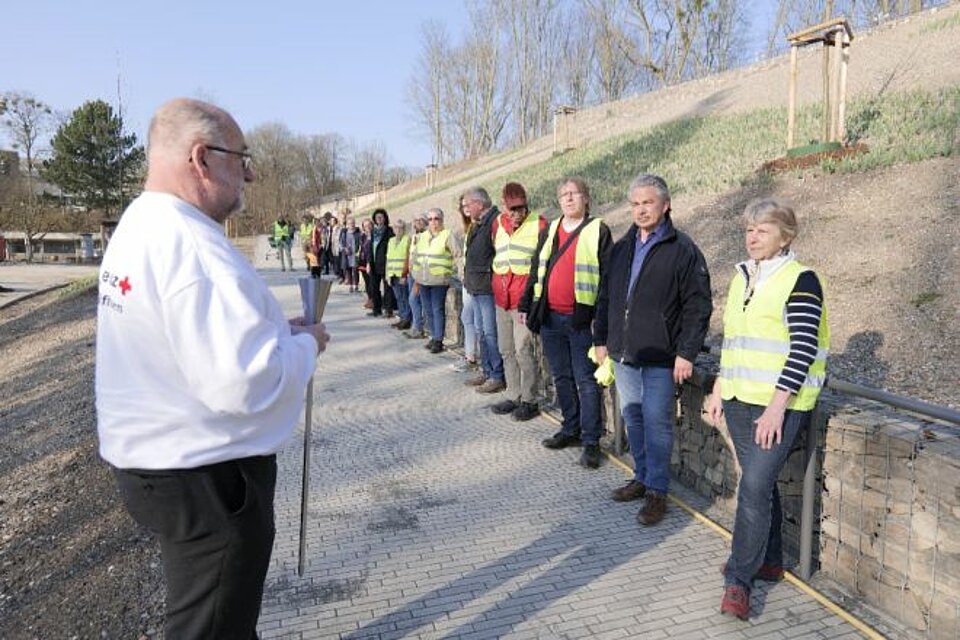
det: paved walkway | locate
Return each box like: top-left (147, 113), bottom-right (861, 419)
top-left (0, 262), bottom-right (98, 308)
top-left (258, 272), bottom-right (865, 640)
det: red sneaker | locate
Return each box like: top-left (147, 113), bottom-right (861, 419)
top-left (720, 562), bottom-right (784, 583)
top-left (720, 585), bottom-right (750, 620)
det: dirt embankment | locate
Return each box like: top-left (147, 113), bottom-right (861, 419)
top-left (0, 288), bottom-right (164, 640)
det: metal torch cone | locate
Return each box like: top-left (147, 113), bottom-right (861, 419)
top-left (297, 275), bottom-right (333, 577)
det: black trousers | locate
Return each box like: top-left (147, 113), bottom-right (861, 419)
top-left (114, 455), bottom-right (277, 640)
top-left (370, 271), bottom-right (397, 314)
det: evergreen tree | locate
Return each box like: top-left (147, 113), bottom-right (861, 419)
top-left (42, 100), bottom-right (144, 216)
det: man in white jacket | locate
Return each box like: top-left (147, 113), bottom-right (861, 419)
top-left (95, 98), bottom-right (329, 639)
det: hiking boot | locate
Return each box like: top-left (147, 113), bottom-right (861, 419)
top-left (719, 562), bottom-right (785, 583)
top-left (366, 311), bottom-right (382, 317)
top-left (491, 399), bottom-right (518, 415)
top-left (384, 311), bottom-right (395, 319)
top-left (542, 432), bottom-right (580, 449)
top-left (611, 480), bottom-right (646, 502)
top-left (719, 585), bottom-right (751, 620)
top-left (403, 329), bottom-right (426, 339)
top-left (579, 444), bottom-right (602, 469)
top-left (476, 379), bottom-right (506, 394)
top-left (511, 401), bottom-right (541, 422)
top-left (636, 492), bottom-right (667, 526)
top-left (464, 375), bottom-right (487, 387)
top-left (395, 319), bottom-right (411, 330)
top-left (424, 339), bottom-right (436, 349)
top-left (429, 341), bottom-right (445, 354)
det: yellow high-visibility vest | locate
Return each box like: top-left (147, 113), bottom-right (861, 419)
top-left (299, 222), bottom-right (315, 243)
top-left (720, 261), bottom-right (830, 411)
top-left (386, 235), bottom-right (411, 279)
top-left (416, 229), bottom-right (454, 278)
top-left (532, 218), bottom-right (602, 306)
top-left (492, 214), bottom-right (541, 275)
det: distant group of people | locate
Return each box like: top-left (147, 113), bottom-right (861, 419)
top-left (96, 96), bottom-right (830, 639)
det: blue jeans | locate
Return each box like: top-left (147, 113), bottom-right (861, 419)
top-left (611, 363), bottom-right (675, 494)
top-left (539, 312), bottom-right (601, 445)
top-left (472, 293), bottom-right (504, 382)
top-left (408, 276), bottom-right (425, 332)
top-left (723, 399), bottom-right (810, 589)
top-left (391, 279), bottom-right (411, 322)
top-left (420, 284), bottom-right (449, 341)
top-left (461, 289), bottom-right (479, 361)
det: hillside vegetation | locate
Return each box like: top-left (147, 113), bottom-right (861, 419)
top-left (375, 4), bottom-right (960, 410)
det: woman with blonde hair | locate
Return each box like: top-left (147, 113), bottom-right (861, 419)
top-left (707, 198), bottom-right (829, 620)
top-left (452, 193), bottom-right (481, 372)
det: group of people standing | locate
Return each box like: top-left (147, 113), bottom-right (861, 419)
top-left (338, 172), bottom-right (829, 622)
top-left (95, 95), bottom-right (830, 637)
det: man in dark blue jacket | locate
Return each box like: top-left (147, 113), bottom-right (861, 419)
top-left (595, 174), bottom-right (712, 526)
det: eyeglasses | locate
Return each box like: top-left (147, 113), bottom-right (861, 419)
top-left (427, 216), bottom-right (442, 221)
top-left (559, 190), bottom-right (583, 200)
top-left (508, 205), bottom-right (528, 213)
top-left (205, 145), bottom-right (253, 171)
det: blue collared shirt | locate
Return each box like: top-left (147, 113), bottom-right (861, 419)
top-left (628, 220), bottom-right (667, 297)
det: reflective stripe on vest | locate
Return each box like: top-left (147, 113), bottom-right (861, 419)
top-left (719, 261), bottom-right (830, 411)
top-left (532, 217), bottom-right (602, 305)
top-left (492, 214), bottom-right (541, 275)
top-left (299, 222), bottom-right (314, 240)
top-left (416, 229), bottom-right (454, 277)
top-left (386, 235), bottom-right (411, 279)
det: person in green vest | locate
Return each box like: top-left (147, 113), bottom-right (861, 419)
top-left (272, 217), bottom-right (293, 271)
top-left (706, 198), bottom-right (829, 621)
top-left (410, 208), bottom-right (461, 353)
top-left (298, 214), bottom-right (315, 271)
top-left (490, 182), bottom-right (548, 421)
top-left (386, 218), bottom-right (412, 330)
top-left (521, 177), bottom-right (612, 469)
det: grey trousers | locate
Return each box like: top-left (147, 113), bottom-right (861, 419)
top-left (496, 306), bottom-right (540, 403)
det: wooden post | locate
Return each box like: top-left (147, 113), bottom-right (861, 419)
top-left (837, 31), bottom-right (850, 144)
top-left (788, 45), bottom-right (799, 149)
top-left (822, 35), bottom-right (832, 143)
top-left (552, 111), bottom-right (558, 154)
top-left (831, 29), bottom-right (843, 142)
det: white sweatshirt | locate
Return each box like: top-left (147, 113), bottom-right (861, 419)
top-left (95, 192), bottom-right (318, 469)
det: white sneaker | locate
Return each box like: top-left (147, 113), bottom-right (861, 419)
top-left (450, 357), bottom-right (477, 372)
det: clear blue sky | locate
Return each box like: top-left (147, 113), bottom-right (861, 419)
top-left (3, 1), bottom-right (775, 169)
top-left (2, 0), bottom-right (469, 168)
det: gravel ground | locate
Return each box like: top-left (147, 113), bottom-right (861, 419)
top-left (0, 287), bottom-right (164, 640)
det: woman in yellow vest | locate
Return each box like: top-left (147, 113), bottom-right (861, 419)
top-left (411, 208), bottom-right (460, 353)
top-left (706, 198), bottom-right (829, 621)
top-left (386, 218), bottom-right (412, 330)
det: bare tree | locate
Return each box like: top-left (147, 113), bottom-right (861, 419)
top-left (244, 123), bottom-right (302, 232)
top-left (556, 5), bottom-right (595, 108)
top-left (346, 140), bottom-right (388, 194)
top-left (586, 0), bottom-right (642, 101)
top-left (406, 21), bottom-right (451, 166)
top-left (0, 93), bottom-right (55, 261)
top-left (443, 2), bottom-right (510, 159)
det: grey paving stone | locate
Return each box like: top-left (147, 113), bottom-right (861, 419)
top-left (255, 282), bottom-right (870, 640)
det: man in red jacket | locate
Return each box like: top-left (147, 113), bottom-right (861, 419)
top-left (490, 182), bottom-right (549, 421)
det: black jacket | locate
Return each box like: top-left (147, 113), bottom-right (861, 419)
top-left (519, 215), bottom-right (613, 333)
top-left (463, 206), bottom-right (499, 295)
top-left (595, 216), bottom-right (712, 367)
top-left (369, 211), bottom-right (394, 276)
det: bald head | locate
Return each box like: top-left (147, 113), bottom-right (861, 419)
top-left (144, 98), bottom-right (253, 222)
top-left (148, 98), bottom-right (237, 165)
